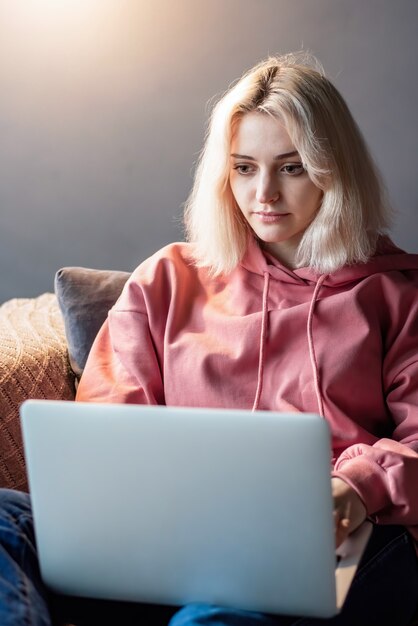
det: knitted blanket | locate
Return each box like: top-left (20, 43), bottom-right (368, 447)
top-left (0, 294), bottom-right (75, 491)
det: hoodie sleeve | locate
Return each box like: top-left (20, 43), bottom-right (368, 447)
top-left (76, 274), bottom-right (165, 406)
top-left (332, 280), bottom-right (418, 527)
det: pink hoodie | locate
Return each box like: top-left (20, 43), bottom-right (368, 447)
top-left (77, 236), bottom-right (418, 545)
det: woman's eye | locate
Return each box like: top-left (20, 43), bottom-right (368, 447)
top-left (233, 164), bottom-right (254, 175)
top-left (281, 163), bottom-right (305, 176)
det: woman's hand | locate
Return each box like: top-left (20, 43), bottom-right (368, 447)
top-left (332, 477), bottom-right (367, 548)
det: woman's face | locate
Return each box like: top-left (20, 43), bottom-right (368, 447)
top-left (229, 111), bottom-right (323, 268)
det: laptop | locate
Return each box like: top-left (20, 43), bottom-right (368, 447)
top-left (20, 399), bottom-right (371, 619)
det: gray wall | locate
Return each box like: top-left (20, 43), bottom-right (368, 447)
top-left (1, 0), bottom-right (417, 302)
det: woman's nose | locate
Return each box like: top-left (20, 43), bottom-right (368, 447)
top-left (256, 175), bottom-right (280, 204)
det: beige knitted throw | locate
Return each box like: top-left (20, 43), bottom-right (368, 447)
top-left (0, 294), bottom-right (75, 491)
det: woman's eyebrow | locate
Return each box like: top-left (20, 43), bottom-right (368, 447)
top-left (230, 150), bottom-right (299, 160)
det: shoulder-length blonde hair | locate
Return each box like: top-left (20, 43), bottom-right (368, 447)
top-left (184, 53), bottom-right (391, 275)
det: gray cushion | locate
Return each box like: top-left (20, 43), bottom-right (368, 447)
top-left (54, 267), bottom-right (130, 378)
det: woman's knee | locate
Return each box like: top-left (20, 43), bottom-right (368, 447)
top-left (0, 489), bottom-right (34, 542)
top-left (0, 488), bottom-right (32, 518)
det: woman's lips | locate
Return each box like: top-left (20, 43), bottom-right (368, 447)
top-left (253, 212), bottom-right (290, 223)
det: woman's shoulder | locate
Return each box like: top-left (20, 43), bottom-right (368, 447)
top-left (131, 242), bottom-right (198, 282)
top-left (112, 243), bottom-right (200, 314)
top-left (324, 236), bottom-right (418, 290)
top-left (120, 242), bottom-right (209, 303)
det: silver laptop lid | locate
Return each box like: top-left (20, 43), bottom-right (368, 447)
top-left (21, 400), bottom-right (338, 618)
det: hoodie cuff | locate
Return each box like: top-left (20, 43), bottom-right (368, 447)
top-left (332, 453), bottom-right (392, 518)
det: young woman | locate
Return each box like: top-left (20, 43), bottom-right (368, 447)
top-left (1, 53), bottom-right (418, 626)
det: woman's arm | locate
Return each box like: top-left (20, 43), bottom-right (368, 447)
top-left (76, 308), bottom-right (165, 405)
top-left (75, 256), bottom-right (168, 406)
top-left (331, 278), bottom-right (418, 532)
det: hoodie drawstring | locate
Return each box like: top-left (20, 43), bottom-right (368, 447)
top-left (307, 274), bottom-right (327, 417)
top-left (252, 271), bottom-right (270, 411)
top-left (252, 270), bottom-right (327, 417)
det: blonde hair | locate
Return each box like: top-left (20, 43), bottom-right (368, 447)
top-left (184, 53), bottom-right (391, 275)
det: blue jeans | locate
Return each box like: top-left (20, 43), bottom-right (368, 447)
top-left (0, 489), bottom-right (417, 626)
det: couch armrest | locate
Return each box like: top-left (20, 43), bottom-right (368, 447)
top-left (0, 293), bottom-right (76, 491)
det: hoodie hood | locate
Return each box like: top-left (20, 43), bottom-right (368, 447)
top-left (240, 235), bottom-right (418, 287)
